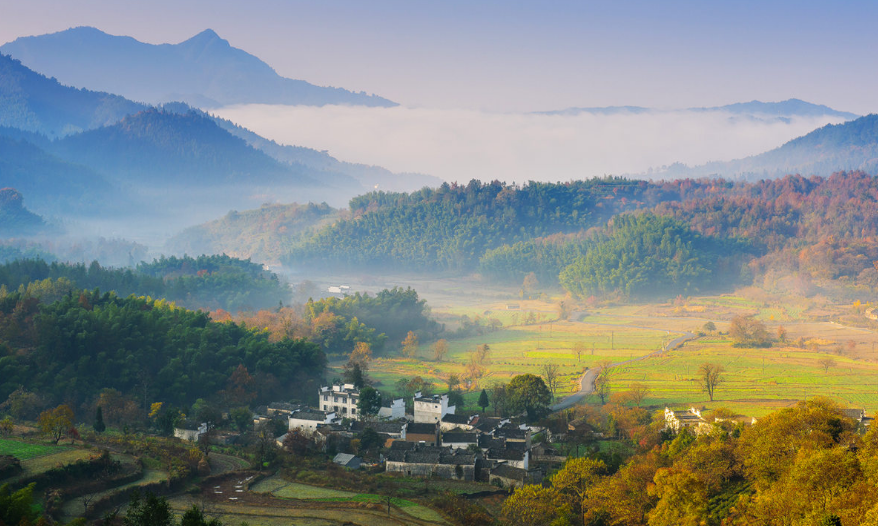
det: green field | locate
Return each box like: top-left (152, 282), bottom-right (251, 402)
top-left (0, 438), bottom-right (68, 460)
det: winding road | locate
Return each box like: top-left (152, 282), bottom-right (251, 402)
top-left (550, 313), bottom-right (696, 411)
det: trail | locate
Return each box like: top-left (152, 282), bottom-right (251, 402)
top-left (550, 312), bottom-right (696, 411)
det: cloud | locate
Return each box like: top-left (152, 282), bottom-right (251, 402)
top-left (213, 104), bottom-right (848, 184)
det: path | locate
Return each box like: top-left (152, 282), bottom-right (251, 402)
top-left (550, 312), bottom-right (696, 411)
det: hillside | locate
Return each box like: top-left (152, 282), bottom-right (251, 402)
top-left (0, 188), bottom-right (51, 236)
top-left (0, 52), bottom-right (146, 137)
top-left (165, 202), bottom-right (338, 264)
top-left (652, 113), bottom-right (878, 179)
top-left (1, 27), bottom-right (396, 108)
top-left (538, 99), bottom-right (858, 120)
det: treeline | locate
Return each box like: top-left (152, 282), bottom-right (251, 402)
top-left (0, 254), bottom-right (290, 312)
top-left (0, 287), bottom-right (325, 408)
top-left (504, 398), bottom-right (878, 526)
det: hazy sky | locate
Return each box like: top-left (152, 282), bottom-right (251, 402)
top-left (2, 0), bottom-right (877, 113)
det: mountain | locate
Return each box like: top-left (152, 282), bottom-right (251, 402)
top-left (0, 52), bottom-right (147, 137)
top-left (0, 188), bottom-right (52, 236)
top-left (1, 27), bottom-right (396, 108)
top-left (537, 99), bottom-right (857, 121)
top-left (649, 113), bottom-right (878, 180)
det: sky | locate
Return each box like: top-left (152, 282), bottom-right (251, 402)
top-left (2, 0), bottom-right (877, 114)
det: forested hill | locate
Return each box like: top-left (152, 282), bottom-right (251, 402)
top-left (0, 52), bottom-right (146, 137)
top-left (1, 26), bottom-right (396, 108)
top-left (283, 178), bottom-right (680, 271)
top-left (653, 113), bottom-right (878, 180)
top-left (0, 188), bottom-right (51, 236)
top-left (49, 109), bottom-right (320, 186)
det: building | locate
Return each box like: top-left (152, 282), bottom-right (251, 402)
top-left (414, 393), bottom-right (456, 423)
top-left (289, 409), bottom-right (337, 434)
top-left (332, 453), bottom-right (362, 469)
top-left (486, 445), bottom-right (529, 470)
top-left (386, 444), bottom-right (479, 481)
top-left (378, 397), bottom-right (405, 420)
top-left (664, 407), bottom-right (712, 435)
top-left (489, 464), bottom-right (530, 488)
top-left (319, 384), bottom-right (361, 420)
top-left (440, 413), bottom-right (475, 432)
top-left (174, 421), bottom-right (207, 442)
top-left (267, 402), bottom-right (305, 417)
top-left (441, 432), bottom-right (479, 450)
top-left (405, 422), bottom-right (440, 446)
top-left (350, 420), bottom-right (407, 441)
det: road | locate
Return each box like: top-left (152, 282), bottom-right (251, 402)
top-left (550, 313), bottom-right (696, 411)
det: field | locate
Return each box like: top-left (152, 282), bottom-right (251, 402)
top-left (0, 442), bottom-right (95, 485)
top-left (0, 438), bottom-right (69, 460)
top-left (312, 272), bottom-right (878, 419)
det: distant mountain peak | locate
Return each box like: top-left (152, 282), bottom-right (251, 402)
top-left (180, 28), bottom-right (228, 47)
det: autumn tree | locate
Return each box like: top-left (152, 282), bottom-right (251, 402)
top-left (594, 376), bottom-right (611, 405)
top-left (501, 484), bottom-right (567, 525)
top-left (38, 404), bottom-right (74, 444)
top-left (628, 382), bottom-right (650, 407)
top-left (0, 416), bottom-right (13, 437)
top-left (551, 457), bottom-right (607, 524)
top-left (777, 325), bottom-right (787, 342)
top-left (475, 343), bottom-right (491, 365)
top-left (698, 363), bottom-right (725, 402)
top-left (522, 272), bottom-right (540, 298)
top-left (818, 357), bottom-right (837, 373)
top-left (432, 338), bottom-right (449, 361)
top-left (702, 321), bottom-right (716, 334)
top-left (647, 468), bottom-right (709, 526)
top-left (540, 363), bottom-right (560, 401)
top-left (729, 315), bottom-right (771, 347)
top-left (401, 331), bottom-right (419, 358)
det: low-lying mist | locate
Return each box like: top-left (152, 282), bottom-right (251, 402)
top-left (213, 105), bottom-right (848, 184)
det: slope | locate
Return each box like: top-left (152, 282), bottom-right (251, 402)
top-left (0, 52), bottom-right (146, 137)
top-left (1, 27), bottom-right (395, 108)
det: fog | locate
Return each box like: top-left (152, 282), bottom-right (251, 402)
top-left (214, 105), bottom-right (848, 184)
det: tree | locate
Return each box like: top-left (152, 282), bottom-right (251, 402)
top-left (432, 339), bottom-right (449, 361)
top-left (540, 363), bottom-right (560, 401)
top-left (93, 406), bottom-right (106, 433)
top-left (507, 374), bottom-right (552, 421)
top-left (38, 404), bottom-right (74, 444)
top-left (123, 490), bottom-right (174, 526)
top-left (358, 427), bottom-right (384, 451)
top-left (777, 325), bottom-right (787, 342)
top-left (349, 341), bottom-right (373, 367)
top-left (647, 468), bottom-right (709, 526)
top-left (502, 484), bottom-right (566, 525)
top-left (251, 421), bottom-right (279, 467)
top-left (522, 272), bottom-right (540, 299)
top-left (594, 376), bottom-right (611, 405)
top-left (465, 352), bottom-right (486, 385)
top-left (628, 382), bottom-right (650, 407)
top-left (478, 389), bottom-right (490, 413)
top-left (491, 383), bottom-right (508, 416)
top-left (343, 361), bottom-right (368, 388)
top-left (282, 429), bottom-right (310, 456)
top-left (401, 330), bottom-right (419, 358)
top-left (698, 363), bottom-right (725, 402)
top-left (230, 407), bottom-right (252, 432)
top-left (703, 321), bottom-right (716, 334)
top-left (0, 416), bottom-right (12, 437)
top-left (818, 357), bottom-right (837, 373)
top-left (356, 386), bottom-right (382, 421)
top-left (729, 315), bottom-right (771, 347)
top-left (446, 373), bottom-right (461, 393)
top-left (573, 341), bottom-right (585, 363)
top-left (180, 505), bottom-right (222, 526)
top-left (475, 344), bottom-right (491, 364)
top-left (0, 482), bottom-right (39, 526)
top-left (551, 458), bottom-right (607, 525)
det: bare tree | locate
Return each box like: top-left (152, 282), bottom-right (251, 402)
top-left (572, 342), bottom-right (585, 363)
top-left (594, 376), bottom-right (611, 404)
top-left (432, 339), bottom-right (450, 362)
top-left (475, 344), bottom-right (492, 365)
top-left (818, 357), bottom-right (837, 373)
top-left (698, 363), bottom-right (725, 402)
top-left (540, 363), bottom-right (560, 401)
top-left (628, 382), bottom-right (650, 407)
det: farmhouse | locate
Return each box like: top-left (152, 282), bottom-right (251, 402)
top-left (288, 409), bottom-right (337, 434)
top-left (405, 422), bottom-right (440, 445)
top-left (385, 444), bottom-right (479, 481)
top-left (664, 407), bottom-right (712, 435)
top-left (414, 393), bottom-right (455, 423)
top-left (319, 384), bottom-right (361, 420)
top-left (350, 420), bottom-right (407, 440)
top-left (332, 453), bottom-right (362, 469)
top-left (378, 397), bottom-right (405, 420)
top-left (441, 432), bottom-right (479, 449)
top-left (440, 413), bottom-right (475, 431)
top-left (173, 421), bottom-right (207, 442)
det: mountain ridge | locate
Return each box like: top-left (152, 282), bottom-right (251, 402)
top-left (1, 26), bottom-right (397, 108)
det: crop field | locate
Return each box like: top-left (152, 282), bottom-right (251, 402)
top-left (60, 468), bottom-right (169, 519)
top-left (606, 337), bottom-right (878, 417)
top-left (1, 448), bottom-right (95, 485)
top-left (0, 438), bottom-right (68, 460)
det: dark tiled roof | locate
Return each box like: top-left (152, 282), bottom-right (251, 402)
top-left (269, 402), bottom-right (302, 411)
top-left (496, 427), bottom-right (528, 439)
top-left (390, 441), bottom-right (417, 450)
top-left (491, 464), bottom-right (527, 481)
top-left (291, 411), bottom-right (330, 422)
top-left (488, 447), bottom-right (525, 461)
top-left (387, 445), bottom-right (476, 466)
top-left (479, 435), bottom-right (506, 449)
top-left (442, 432), bottom-right (478, 444)
top-left (407, 423), bottom-right (439, 435)
top-left (351, 421), bottom-right (406, 434)
top-left (841, 408), bottom-right (865, 420)
top-left (441, 413), bottom-right (470, 424)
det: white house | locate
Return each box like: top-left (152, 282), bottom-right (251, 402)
top-left (378, 397), bottom-right (406, 420)
top-left (414, 393), bottom-right (456, 423)
top-left (319, 384), bottom-right (361, 420)
top-left (289, 410), bottom-right (337, 434)
top-left (174, 422), bottom-right (208, 442)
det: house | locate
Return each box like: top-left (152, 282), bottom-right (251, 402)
top-left (414, 393), bottom-right (456, 423)
top-left (489, 464), bottom-right (529, 488)
top-left (386, 444), bottom-right (479, 481)
top-left (319, 384), bottom-right (361, 420)
top-left (664, 407), bottom-right (712, 435)
top-left (289, 410), bottom-right (337, 434)
top-left (350, 420), bottom-right (407, 441)
top-left (378, 397), bottom-right (405, 420)
top-left (494, 422), bottom-right (532, 448)
top-left (440, 413), bottom-right (475, 432)
top-left (486, 445), bottom-right (529, 470)
top-left (471, 416), bottom-right (509, 434)
top-left (267, 402), bottom-right (305, 417)
top-left (174, 421), bottom-right (208, 442)
top-left (332, 453), bottom-right (362, 469)
top-left (405, 422), bottom-right (440, 445)
top-left (441, 432), bottom-right (478, 450)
